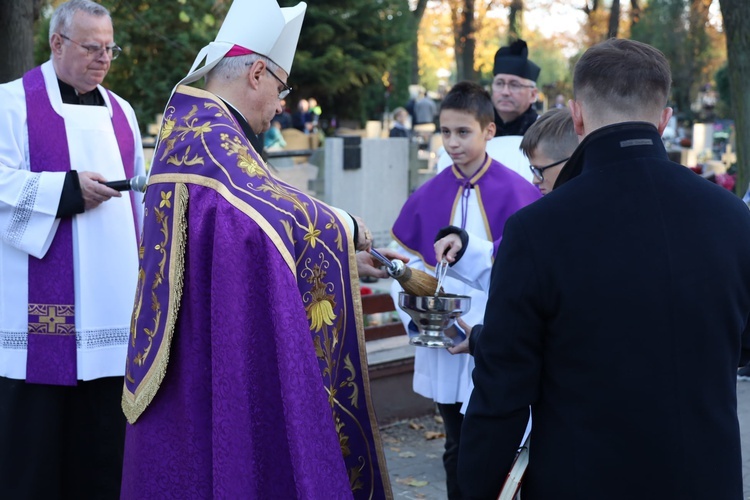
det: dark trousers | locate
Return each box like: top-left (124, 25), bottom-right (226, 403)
top-left (437, 402), bottom-right (464, 500)
top-left (0, 376), bottom-right (126, 500)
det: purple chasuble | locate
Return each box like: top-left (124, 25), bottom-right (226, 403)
top-left (22, 66), bottom-right (138, 386)
top-left (392, 155), bottom-right (541, 269)
top-left (122, 86), bottom-right (391, 499)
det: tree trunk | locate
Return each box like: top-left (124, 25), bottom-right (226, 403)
top-left (686, 0), bottom-right (712, 119)
top-left (411, 0), bottom-right (428, 85)
top-left (509, 0), bottom-right (523, 42)
top-left (450, 7), bottom-right (464, 81)
top-left (581, 0), bottom-right (602, 46)
top-left (719, 0), bottom-right (750, 195)
top-left (607, 0), bottom-right (620, 39)
top-left (0, 0), bottom-right (37, 83)
top-left (456, 0), bottom-right (476, 81)
top-left (582, 0), bottom-right (599, 15)
top-left (630, 0), bottom-right (641, 28)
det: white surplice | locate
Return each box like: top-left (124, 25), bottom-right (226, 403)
top-left (390, 189), bottom-right (491, 405)
top-left (0, 61), bottom-right (145, 381)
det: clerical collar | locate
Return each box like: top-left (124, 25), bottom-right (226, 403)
top-left (57, 79), bottom-right (104, 106)
top-left (220, 98), bottom-right (264, 156)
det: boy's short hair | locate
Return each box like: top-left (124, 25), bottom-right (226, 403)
top-left (440, 81), bottom-right (495, 129)
top-left (392, 107), bottom-right (407, 119)
top-left (520, 108), bottom-right (578, 160)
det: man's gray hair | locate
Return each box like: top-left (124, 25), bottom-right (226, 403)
top-left (49, 0), bottom-right (111, 40)
top-left (205, 53), bottom-right (282, 85)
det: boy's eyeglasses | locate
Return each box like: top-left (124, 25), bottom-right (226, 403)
top-left (529, 157), bottom-right (570, 181)
top-left (58, 33), bottom-right (121, 60)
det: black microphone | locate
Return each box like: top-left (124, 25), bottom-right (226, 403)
top-left (103, 175), bottom-right (148, 193)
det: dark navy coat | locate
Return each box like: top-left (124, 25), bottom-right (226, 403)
top-left (458, 122), bottom-right (750, 500)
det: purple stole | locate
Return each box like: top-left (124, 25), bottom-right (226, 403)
top-left (22, 65), bottom-right (135, 386)
top-left (123, 86), bottom-right (390, 498)
top-left (392, 155), bottom-right (541, 269)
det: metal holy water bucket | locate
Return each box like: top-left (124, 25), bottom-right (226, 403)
top-left (398, 292), bottom-right (471, 348)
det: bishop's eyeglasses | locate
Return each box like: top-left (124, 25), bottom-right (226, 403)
top-left (265, 68), bottom-right (292, 100)
top-left (58, 33), bottom-right (122, 60)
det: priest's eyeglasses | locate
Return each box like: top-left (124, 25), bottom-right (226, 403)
top-left (493, 79), bottom-right (535, 92)
top-left (265, 68), bottom-right (292, 100)
top-left (58, 33), bottom-right (122, 60)
top-left (529, 157), bottom-right (570, 181)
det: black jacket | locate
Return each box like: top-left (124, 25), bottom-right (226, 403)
top-left (494, 105), bottom-right (538, 137)
top-left (458, 122), bottom-right (750, 499)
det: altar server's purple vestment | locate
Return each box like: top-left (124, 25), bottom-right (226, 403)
top-left (121, 86), bottom-right (392, 499)
top-left (392, 156), bottom-right (541, 268)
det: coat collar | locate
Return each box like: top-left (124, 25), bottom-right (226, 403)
top-left (554, 121), bottom-right (668, 189)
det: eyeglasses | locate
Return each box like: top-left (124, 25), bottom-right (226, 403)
top-left (493, 79), bottom-right (535, 92)
top-left (529, 157), bottom-right (570, 181)
top-left (265, 67), bottom-right (292, 100)
top-left (58, 33), bottom-right (121, 60)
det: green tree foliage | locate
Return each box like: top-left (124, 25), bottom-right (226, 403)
top-left (33, 8), bottom-right (53, 68)
top-left (35, 0), bottom-right (226, 134)
top-left (528, 38), bottom-right (574, 107)
top-left (630, 0), bottom-right (723, 121)
top-left (105, 0), bottom-right (228, 132)
top-left (33, 0), bottom-right (413, 130)
top-left (279, 0), bottom-right (413, 125)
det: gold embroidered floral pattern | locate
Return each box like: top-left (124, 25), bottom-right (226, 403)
top-left (347, 455), bottom-right (365, 493)
top-left (160, 116), bottom-right (175, 142)
top-left (280, 220), bottom-right (295, 244)
top-left (167, 145), bottom-right (205, 167)
top-left (215, 129), bottom-right (342, 254)
top-left (305, 261), bottom-right (336, 332)
top-left (159, 190), bottom-right (172, 208)
top-left (325, 214), bottom-right (344, 252)
top-left (342, 354), bottom-right (359, 408)
top-left (221, 134), bottom-right (267, 179)
top-left (128, 192), bottom-right (172, 369)
top-left (301, 254), bottom-right (365, 490)
top-left (303, 224), bottom-right (322, 248)
top-left (159, 104), bottom-right (211, 166)
top-left (159, 92), bottom-right (345, 256)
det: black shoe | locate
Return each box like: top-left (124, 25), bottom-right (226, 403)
top-left (738, 365), bottom-right (750, 381)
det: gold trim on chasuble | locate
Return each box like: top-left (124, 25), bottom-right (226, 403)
top-left (122, 183), bottom-right (188, 424)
